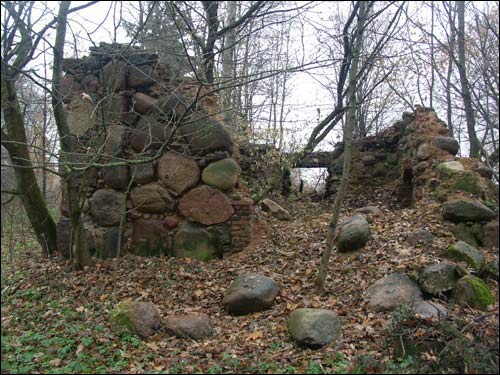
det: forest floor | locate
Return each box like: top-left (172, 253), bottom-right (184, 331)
top-left (1, 187), bottom-right (499, 374)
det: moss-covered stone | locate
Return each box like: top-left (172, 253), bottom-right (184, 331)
top-left (450, 223), bottom-right (482, 248)
top-left (174, 223), bottom-right (219, 261)
top-left (435, 171), bottom-right (481, 201)
top-left (452, 275), bottom-right (494, 310)
top-left (444, 241), bottom-right (485, 271)
top-left (201, 158), bottom-right (240, 190)
top-left (110, 300), bottom-right (136, 335)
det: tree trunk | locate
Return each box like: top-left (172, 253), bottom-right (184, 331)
top-left (315, 1), bottom-right (367, 293)
top-left (1, 80), bottom-right (58, 256)
top-left (221, 0), bottom-right (237, 126)
top-left (51, 1), bottom-right (91, 269)
top-left (456, 0), bottom-right (481, 159)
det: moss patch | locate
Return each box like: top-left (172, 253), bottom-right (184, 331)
top-left (453, 276), bottom-right (494, 311)
top-left (435, 171), bottom-right (481, 201)
top-left (110, 300), bottom-right (135, 335)
top-left (444, 241), bottom-right (484, 271)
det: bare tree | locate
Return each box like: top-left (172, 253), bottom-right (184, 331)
top-left (315, 0), bottom-right (367, 293)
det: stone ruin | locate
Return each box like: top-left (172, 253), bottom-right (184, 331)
top-left (56, 43), bottom-right (253, 260)
top-left (326, 106), bottom-right (499, 247)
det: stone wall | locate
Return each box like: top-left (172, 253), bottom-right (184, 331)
top-left (56, 43), bottom-right (252, 260)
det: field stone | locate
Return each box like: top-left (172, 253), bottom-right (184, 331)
top-left (414, 301), bottom-right (448, 320)
top-left (163, 313), bottom-right (213, 341)
top-left (110, 299), bottom-right (160, 339)
top-left (418, 262), bottom-right (459, 295)
top-left (222, 273), bottom-right (280, 315)
top-left (407, 230), bottom-right (435, 246)
top-left (288, 308), bottom-right (341, 349)
top-left (364, 272), bottom-right (423, 312)
top-left (336, 214), bottom-right (370, 252)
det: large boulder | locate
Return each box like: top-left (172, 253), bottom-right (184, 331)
top-left (130, 183), bottom-right (175, 213)
top-left (157, 152), bottom-right (200, 195)
top-left (260, 198), bottom-right (291, 221)
top-left (442, 200), bottom-right (496, 223)
top-left (336, 214), bottom-right (370, 252)
top-left (222, 273), bottom-right (280, 315)
top-left (364, 273), bottom-right (423, 312)
top-left (452, 275), bottom-right (494, 311)
top-left (201, 158), bottom-right (240, 191)
top-left (418, 263), bottom-right (459, 296)
top-left (131, 219), bottom-right (171, 257)
top-left (95, 227), bottom-right (125, 259)
top-left (163, 313), bottom-right (213, 341)
top-left (90, 189), bottom-right (125, 226)
top-left (288, 308), bottom-right (341, 349)
top-left (178, 185), bottom-right (234, 225)
top-left (174, 223), bottom-right (218, 261)
top-left (179, 111), bottom-right (234, 155)
top-left (432, 136), bottom-right (459, 156)
top-left (444, 241), bottom-right (485, 271)
top-left (110, 299), bottom-right (161, 339)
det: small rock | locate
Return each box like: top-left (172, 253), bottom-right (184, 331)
top-left (407, 230), bottom-right (435, 246)
top-left (414, 300), bottom-right (448, 320)
top-left (163, 313), bottom-right (213, 341)
top-left (355, 206), bottom-right (383, 216)
top-left (417, 143), bottom-right (431, 161)
top-left (481, 221), bottom-right (499, 248)
top-left (222, 273), bottom-right (280, 315)
top-left (475, 165), bottom-right (494, 179)
top-left (288, 308), bottom-right (341, 349)
top-left (260, 198), bottom-right (291, 221)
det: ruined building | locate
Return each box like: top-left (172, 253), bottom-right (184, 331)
top-left (56, 43), bottom-right (252, 260)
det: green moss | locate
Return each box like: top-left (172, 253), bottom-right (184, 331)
top-left (110, 301), bottom-right (135, 335)
top-left (463, 276), bottom-right (494, 310)
top-left (444, 241), bottom-right (484, 271)
top-left (450, 223), bottom-right (482, 248)
top-left (435, 171), bottom-right (481, 201)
